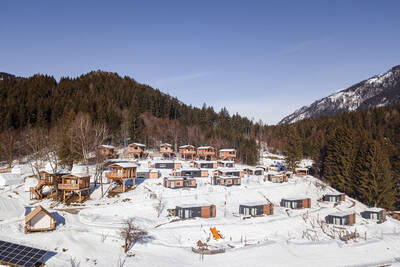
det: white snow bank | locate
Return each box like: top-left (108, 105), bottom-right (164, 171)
top-left (24, 177), bottom-right (38, 192)
top-left (0, 173), bottom-right (23, 187)
top-left (0, 195), bottom-right (24, 220)
top-left (11, 165), bottom-right (33, 177)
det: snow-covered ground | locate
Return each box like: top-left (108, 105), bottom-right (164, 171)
top-left (1, 155), bottom-right (400, 267)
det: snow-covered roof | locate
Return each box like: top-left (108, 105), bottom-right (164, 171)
top-left (328, 211), bottom-right (355, 217)
top-left (219, 149), bottom-right (235, 152)
top-left (248, 167), bottom-right (264, 171)
top-left (218, 160), bottom-right (235, 163)
top-left (365, 207), bottom-right (384, 213)
top-left (100, 144), bottom-right (115, 149)
top-left (176, 203), bottom-right (213, 208)
top-left (110, 163), bottom-right (137, 168)
top-left (160, 143), bottom-right (172, 147)
top-left (179, 145), bottom-right (194, 148)
top-left (165, 177), bottom-right (195, 181)
top-left (241, 201), bottom-right (271, 206)
top-left (195, 160), bottom-right (217, 164)
top-left (217, 168), bottom-right (242, 172)
top-left (155, 160), bottom-right (180, 164)
top-left (175, 168), bottom-right (201, 171)
top-left (68, 173), bottom-right (90, 178)
top-left (197, 146), bottom-right (214, 149)
top-left (282, 196), bottom-right (309, 201)
top-left (295, 168), bottom-right (309, 171)
top-left (130, 143), bottom-right (146, 147)
top-left (0, 173), bottom-right (23, 187)
top-left (218, 175), bottom-right (241, 179)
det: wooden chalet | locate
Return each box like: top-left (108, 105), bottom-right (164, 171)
top-left (218, 149), bottom-right (236, 161)
top-left (266, 174), bottom-right (288, 183)
top-left (164, 177), bottom-right (197, 189)
top-left (325, 211), bottom-right (356, 225)
top-left (160, 143), bottom-right (174, 159)
top-left (30, 170), bottom-right (70, 200)
top-left (172, 168), bottom-right (209, 177)
top-left (175, 204), bottom-right (216, 219)
top-left (217, 160), bottom-right (235, 168)
top-left (151, 161), bottom-right (182, 169)
top-left (245, 167), bottom-right (264, 176)
top-left (197, 146), bottom-right (216, 161)
top-left (295, 167), bottom-right (309, 176)
top-left (390, 211), bottom-right (400, 221)
top-left (214, 168), bottom-right (244, 178)
top-left (193, 161), bottom-right (217, 169)
top-left (179, 145), bottom-right (196, 160)
top-left (99, 144), bottom-right (116, 159)
top-left (361, 208), bottom-right (386, 221)
top-left (128, 143), bottom-right (146, 159)
top-left (281, 197), bottom-right (311, 209)
top-left (58, 174), bottom-right (90, 202)
top-left (211, 176), bottom-right (241, 186)
top-left (136, 169), bottom-right (160, 179)
top-left (239, 201), bottom-right (274, 216)
top-left (106, 163), bottom-right (137, 192)
top-left (322, 192), bottom-right (345, 202)
top-left (25, 205), bottom-right (56, 233)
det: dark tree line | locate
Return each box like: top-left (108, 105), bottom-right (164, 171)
top-left (0, 71), bottom-right (260, 165)
top-left (264, 105), bottom-right (400, 210)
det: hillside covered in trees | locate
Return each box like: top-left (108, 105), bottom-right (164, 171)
top-left (264, 104), bottom-right (400, 210)
top-left (0, 71), bottom-right (260, 165)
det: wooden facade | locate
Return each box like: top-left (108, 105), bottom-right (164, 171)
top-left (30, 170), bottom-right (69, 200)
top-left (136, 169), bottom-right (160, 179)
top-left (239, 202), bottom-right (274, 216)
top-left (128, 143), bottom-right (146, 159)
top-left (160, 143), bottom-right (174, 159)
top-left (322, 192), bottom-right (345, 202)
top-left (164, 177), bottom-right (197, 189)
top-left (25, 205), bottom-right (56, 233)
top-left (246, 167), bottom-right (264, 176)
top-left (211, 176), bottom-right (241, 186)
top-left (295, 168), bottom-right (309, 176)
top-left (193, 161), bottom-right (217, 169)
top-left (267, 174), bottom-right (288, 183)
top-left (218, 149), bottom-right (236, 161)
top-left (325, 212), bottom-right (356, 225)
top-left (175, 204), bottom-right (216, 219)
top-left (361, 208), bottom-right (386, 221)
top-left (281, 197), bottom-right (311, 209)
top-left (217, 161), bottom-right (235, 168)
top-left (172, 168), bottom-right (209, 177)
top-left (197, 146), bottom-right (216, 161)
top-left (58, 174), bottom-right (90, 202)
top-left (179, 145), bottom-right (196, 160)
top-left (99, 145), bottom-right (116, 159)
top-left (106, 163), bottom-right (137, 192)
top-left (215, 168), bottom-right (244, 178)
top-left (390, 211), bottom-right (400, 220)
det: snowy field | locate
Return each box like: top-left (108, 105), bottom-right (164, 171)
top-left (1, 155), bottom-right (400, 267)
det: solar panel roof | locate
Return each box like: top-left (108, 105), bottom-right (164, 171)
top-left (0, 240), bottom-right (49, 267)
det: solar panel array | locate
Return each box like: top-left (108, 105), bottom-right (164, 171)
top-left (0, 240), bottom-right (48, 267)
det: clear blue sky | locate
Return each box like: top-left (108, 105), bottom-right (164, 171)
top-left (1, 1), bottom-right (399, 124)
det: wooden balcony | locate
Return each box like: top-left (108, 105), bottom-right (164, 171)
top-left (58, 184), bottom-right (82, 190)
top-left (106, 172), bottom-right (127, 180)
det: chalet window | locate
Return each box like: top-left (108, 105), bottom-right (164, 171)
top-left (244, 208), bottom-right (250, 215)
top-left (71, 179), bottom-right (78, 184)
top-left (292, 202), bottom-right (298, 209)
top-left (185, 209), bottom-right (192, 218)
top-left (117, 169), bottom-right (122, 173)
top-left (171, 181), bottom-right (175, 187)
top-left (178, 209), bottom-right (183, 218)
top-left (371, 213), bottom-right (378, 220)
top-left (333, 217), bottom-right (342, 225)
top-left (251, 208), bottom-right (257, 216)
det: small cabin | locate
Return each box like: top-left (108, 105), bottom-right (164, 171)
top-left (164, 177), bottom-right (197, 189)
top-left (267, 174), bottom-right (288, 183)
top-left (390, 211), bottom-right (400, 221)
top-left (284, 171), bottom-right (294, 179)
top-left (106, 163), bottom-right (137, 191)
top-left (281, 197), bottom-right (311, 209)
top-left (211, 176), bottom-right (241, 186)
top-left (175, 204), bottom-right (216, 219)
top-left (58, 174), bottom-right (91, 202)
top-left (218, 149), bottom-right (236, 161)
top-left (136, 169), bottom-right (160, 179)
top-left (30, 170), bottom-right (70, 200)
top-left (361, 208), bottom-right (386, 221)
top-left (325, 212), bottom-right (355, 225)
top-left (246, 167), bottom-right (264, 176)
top-left (99, 145), bottom-right (116, 159)
top-left (172, 168), bottom-right (209, 178)
top-left (239, 202), bottom-right (274, 216)
top-left (295, 168), bottom-right (309, 176)
top-left (193, 161), bottom-right (217, 169)
top-left (128, 143), bottom-right (146, 159)
top-left (152, 161), bottom-right (182, 169)
top-left (25, 205), bottom-right (56, 233)
top-left (214, 168), bottom-right (244, 178)
top-left (197, 146), bottom-right (216, 161)
top-left (179, 145), bottom-right (196, 160)
top-left (322, 192), bottom-right (345, 203)
top-left (217, 161), bottom-right (235, 168)
top-left (160, 143), bottom-right (174, 159)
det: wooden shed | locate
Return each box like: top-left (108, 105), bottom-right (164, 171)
top-left (99, 144), bottom-right (116, 159)
top-left (106, 162), bottom-right (137, 192)
top-left (325, 211), bottom-right (356, 225)
top-left (218, 149), bottom-right (236, 161)
top-left (179, 145), bottom-right (196, 160)
top-left (164, 177), bottom-right (197, 189)
top-left (175, 204), bottom-right (216, 219)
top-left (215, 168), bottom-right (244, 178)
top-left (281, 197), bottom-right (311, 209)
top-left (217, 160), bottom-right (235, 168)
top-left (211, 176), bottom-right (241, 186)
top-left (160, 143), bottom-right (174, 159)
top-left (193, 161), bottom-right (217, 169)
top-left (246, 167), bottom-right (264, 176)
top-left (128, 143), bottom-right (146, 159)
top-left (197, 146), bottom-right (216, 161)
top-left (295, 168), bottom-right (309, 176)
top-left (267, 174), bottom-right (288, 183)
top-left (136, 169), bottom-right (160, 179)
top-left (322, 192), bottom-right (345, 202)
top-left (239, 201), bottom-right (274, 216)
top-left (361, 208), bottom-right (386, 221)
top-left (25, 205), bottom-right (56, 233)
top-left (58, 174), bottom-right (90, 202)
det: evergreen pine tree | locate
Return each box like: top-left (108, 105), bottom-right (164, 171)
top-left (284, 126), bottom-right (303, 171)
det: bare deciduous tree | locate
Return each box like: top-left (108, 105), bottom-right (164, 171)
top-left (25, 127), bottom-right (49, 179)
top-left (154, 195), bottom-right (166, 218)
top-left (121, 218), bottom-right (147, 253)
top-left (0, 129), bottom-right (21, 168)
